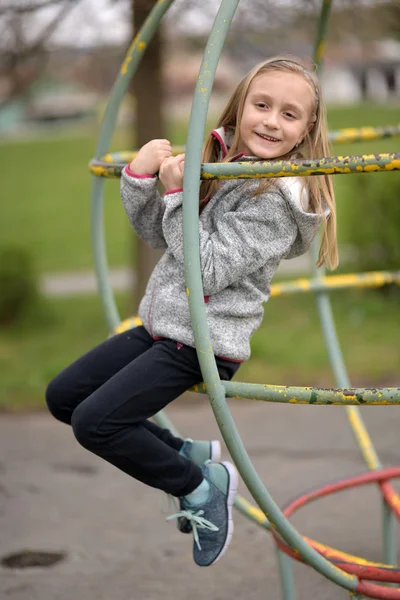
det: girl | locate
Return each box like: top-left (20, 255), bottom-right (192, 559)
top-left (46, 56), bottom-right (338, 568)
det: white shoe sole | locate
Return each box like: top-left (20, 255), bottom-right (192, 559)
top-left (208, 461), bottom-right (238, 566)
top-left (210, 440), bottom-right (222, 462)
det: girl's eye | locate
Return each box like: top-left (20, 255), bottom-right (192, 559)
top-left (256, 102), bottom-right (268, 109)
top-left (285, 112), bottom-right (296, 119)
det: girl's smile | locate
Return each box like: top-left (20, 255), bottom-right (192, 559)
top-left (238, 70), bottom-right (315, 159)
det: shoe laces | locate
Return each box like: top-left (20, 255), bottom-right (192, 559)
top-left (166, 506), bottom-right (219, 550)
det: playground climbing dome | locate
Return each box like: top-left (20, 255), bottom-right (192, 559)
top-left (88, 1), bottom-right (400, 598)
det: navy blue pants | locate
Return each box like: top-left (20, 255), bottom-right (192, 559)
top-left (46, 326), bottom-right (240, 497)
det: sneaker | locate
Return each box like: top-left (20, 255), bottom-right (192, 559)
top-left (167, 461), bottom-right (238, 567)
top-left (177, 439), bottom-right (221, 534)
top-left (180, 438), bottom-right (221, 465)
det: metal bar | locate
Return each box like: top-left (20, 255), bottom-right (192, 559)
top-left (88, 122), bottom-right (400, 176)
top-left (191, 381), bottom-right (400, 405)
top-left (91, 177), bottom-right (120, 328)
top-left (276, 548), bottom-right (296, 600)
top-left (270, 271), bottom-right (400, 297)
top-left (382, 501), bottom-right (397, 579)
top-left (90, 0), bottom-right (174, 330)
top-left (201, 154), bottom-right (400, 178)
top-left (329, 124), bottom-right (400, 144)
top-left (89, 152), bottom-right (400, 179)
top-left (310, 0), bottom-right (399, 571)
top-left (312, 0), bottom-right (333, 69)
top-left (182, 0), bottom-right (357, 592)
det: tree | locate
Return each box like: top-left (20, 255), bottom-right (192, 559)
top-left (0, 0), bottom-right (81, 108)
top-left (130, 0), bottom-right (165, 311)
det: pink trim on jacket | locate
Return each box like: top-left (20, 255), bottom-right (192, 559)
top-left (211, 129), bottom-right (228, 158)
top-left (124, 165), bottom-right (155, 179)
top-left (164, 188), bottom-right (183, 196)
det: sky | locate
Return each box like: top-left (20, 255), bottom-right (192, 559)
top-left (4, 0), bottom-right (387, 50)
top-left (24, 0), bottom-right (222, 48)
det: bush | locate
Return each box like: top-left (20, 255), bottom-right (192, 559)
top-left (0, 246), bottom-right (39, 325)
top-left (341, 172), bottom-right (400, 272)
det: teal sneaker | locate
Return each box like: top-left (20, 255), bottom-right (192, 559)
top-left (167, 461), bottom-right (238, 567)
top-left (180, 438), bottom-right (221, 465)
top-left (177, 439), bottom-right (221, 534)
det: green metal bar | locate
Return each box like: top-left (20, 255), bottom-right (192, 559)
top-left (88, 122), bottom-right (400, 177)
top-left (91, 177), bottom-right (120, 328)
top-left (312, 0), bottom-right (333, 69)
top-left (89, 152), bottom-right (400, 179)
top-left (382, 500), bottom-right (397, 580)
top-left (192, 381), bottom-right (400, 405)
top-left (310, 0), bottom-right (398, 575)
top-left (201, 153), bottom-right (400, 179)
top-left (90, 0), bottom-right (179, 432)
top-left (90, 0), bottom-right (174, 330)
top-left (182, 0), bottom-right (357, 593)
top-left (276, 548), bottom-right (296, 600)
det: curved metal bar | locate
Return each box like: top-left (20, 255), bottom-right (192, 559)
top-left (192, 381), bottom-right (400, 406)
top-left (182, 0), bottom-right (358, 592)
top-left (314, 7), bottom-right (399, 571)
top-left (90, 0), bottom-right (174, 331)
top-left (88, 123), bottom-right (400, 178)
top-left (308, 0), bottom-right (399, 573)
top-left (274, 469), bottom-right (400, 598)
top-left (89, 152), bottom-right (400, 179)
top-left (202, 153), bottom-right (400, 178)
top-left (312, 0), bottom-right (333, 69)
top-left (90, 0), bottom-right (180, 435)
top-left (88, 0), bottom-right (400, 589)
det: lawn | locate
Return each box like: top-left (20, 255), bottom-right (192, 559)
top-left (1, 103), bottom-right (399, 274)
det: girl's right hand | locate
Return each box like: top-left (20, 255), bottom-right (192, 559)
top-left (129, 139), bottom-right (172, 175)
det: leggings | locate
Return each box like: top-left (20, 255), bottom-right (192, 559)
top-left (46, 326), bottom-right (240, 497)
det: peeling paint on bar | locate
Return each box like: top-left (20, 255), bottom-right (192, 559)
top-left (89, 153), bottom-right (400, 179)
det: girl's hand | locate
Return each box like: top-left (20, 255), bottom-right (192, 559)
top-left (159, 154), bottom-right (185, 191)
top-left (129, 139), bottom-right (172, 175)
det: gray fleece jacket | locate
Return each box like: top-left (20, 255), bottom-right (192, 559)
top-left (120, 128), bottom-right (322, 361)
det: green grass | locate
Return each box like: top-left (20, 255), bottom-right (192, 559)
top-left (0, 289), bottom-right (398, 411)
top-left (1, 104), bottom-right (399, 274)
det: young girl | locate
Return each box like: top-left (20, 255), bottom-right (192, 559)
top-left (46, 56), bottom-right (338, 568)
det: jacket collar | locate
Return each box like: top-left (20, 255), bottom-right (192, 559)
top-left (210, 126), bottom-right (253, 162)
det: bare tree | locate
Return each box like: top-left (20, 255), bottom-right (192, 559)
top-left (0, 0), bottom-right (83, 108)
top-left (130, 0), bottom-right (165, 311)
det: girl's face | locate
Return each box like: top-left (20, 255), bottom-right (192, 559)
top-left (238, 70), bottom-right (315, 159)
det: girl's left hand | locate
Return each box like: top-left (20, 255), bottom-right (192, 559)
top-left (159, 154), bottom-right (185, 191)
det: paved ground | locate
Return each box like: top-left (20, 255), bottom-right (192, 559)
top-left (1, 396), bottom-right (399, 600)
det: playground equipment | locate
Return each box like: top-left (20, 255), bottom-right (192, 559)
top-left (88, 1), bottom-right (400, 598)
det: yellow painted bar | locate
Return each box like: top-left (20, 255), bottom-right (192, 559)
top-left (89, 152), bottom-right (400, 179)
top-left (270, 271), bottom-right (400, 297)
top-left (113, 270), bottom-right (399, 336)
top-left (201, 154), bottom-right (400, 180)
top-left (346, 407), bottom-right (380, 470)
top-left (330, 124), bottom-right (400, 144)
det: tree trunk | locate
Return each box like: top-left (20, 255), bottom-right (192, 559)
top-left (130, 1), bottom-right (165, 312)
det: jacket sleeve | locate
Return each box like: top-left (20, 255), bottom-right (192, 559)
top-left (120, 167), bottom-right (167, 250)
top-left (162, 189), bottom-right (298, 295)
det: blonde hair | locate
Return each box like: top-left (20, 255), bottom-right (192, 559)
top-left (200, 55), bottom-right (338, 270)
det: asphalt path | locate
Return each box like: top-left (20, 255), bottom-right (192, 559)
top-left (1, 395), bottom-right (399, 600)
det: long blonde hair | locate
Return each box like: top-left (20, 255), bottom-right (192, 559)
top-left (200, 56), bottom-right (338, 270)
